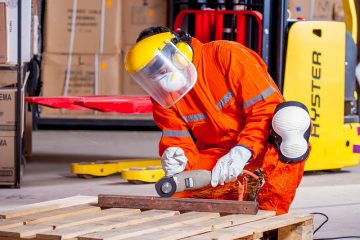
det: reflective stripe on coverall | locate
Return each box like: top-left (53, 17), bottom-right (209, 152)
top-left (152, 38), bottom-right (306, 215)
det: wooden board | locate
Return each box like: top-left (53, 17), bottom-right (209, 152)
top-left (0, 196), bottom-right (97, 219)
top-left (0, 196), bottom-right (313, 240)
top-left (98, 195), bottom-right (259, 215)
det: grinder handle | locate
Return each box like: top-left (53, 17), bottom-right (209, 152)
top-left (173, 170), bottom-right (212, 192)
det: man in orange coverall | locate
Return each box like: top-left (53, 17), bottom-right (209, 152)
top-left (124, 26), bottom-right (311, 215)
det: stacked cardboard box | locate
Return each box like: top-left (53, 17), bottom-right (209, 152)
top-left (41, 0), bottom-right (168, 118)
top-left (288, 0), bottom-right (344, 21)
top-left (41, 0), bottom-right (122, 117)
top-left (121, 0), bottom-right (167, 95)
top-left (0, 68), bottom-right (24, 185)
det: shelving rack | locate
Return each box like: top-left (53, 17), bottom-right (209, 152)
top-left (15, 0), bottom-right (22, 187)
top-left (0, 0), bottom-right (25, 187)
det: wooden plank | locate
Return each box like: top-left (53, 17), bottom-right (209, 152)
top-left (124, 223), bottom-right (213, 240)
top-left (50, 208), bottom-right (140, 229)
top-left (123, 211), bottom-right (275, 240)
top-left (183, 213), bottom-right (313, 240)
top-left (21, 204), bottom-right (101, 225)
top-left (0, 219), bottom-right (24, 231)
top-left (78, 211), bottom-right (220, 240)
top-left (0, 196), bottom-right (97, 219)
top-left (0, 224), bottom-right (53, 238)
top-left (98, 195), bottom-right (258, 215)
top-left (0, 208), bottom-right (139, 239)
top-left (0, 204), bottom-right (101, 238)
top-left (36, 210), bottom-right (178, 240)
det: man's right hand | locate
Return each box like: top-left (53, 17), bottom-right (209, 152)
top-left (161, 147), bottom-right (188, 176)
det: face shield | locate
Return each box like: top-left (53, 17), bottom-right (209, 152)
top-left (128, 41), bottom-right (197, 109)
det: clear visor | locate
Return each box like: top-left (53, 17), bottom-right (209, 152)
top-left (129, 42), bottom-right (197, 109)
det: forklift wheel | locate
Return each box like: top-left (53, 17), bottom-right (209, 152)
top-left (77, 174), bottom-right (95, 179)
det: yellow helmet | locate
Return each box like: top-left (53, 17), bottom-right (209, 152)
top-left (124, 31), bottom-right (197, 109)
top-left (124, 32), bottom-right (193, 74)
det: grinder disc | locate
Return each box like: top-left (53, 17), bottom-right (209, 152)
top-left (155, 177), bottom-right (177, 197)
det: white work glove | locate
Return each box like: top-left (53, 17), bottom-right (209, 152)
top-left (211, 145), bottom-right (252, 187)
top-left (161, 147), bottom-right (188, 176)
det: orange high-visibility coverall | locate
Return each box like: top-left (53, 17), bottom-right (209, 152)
top-left (152, 38), bottom-right (306, 215)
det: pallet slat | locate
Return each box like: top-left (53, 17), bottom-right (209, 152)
top-left (0, 208), bottom-right (140, 239)
top-left (0, 196), bottom-right (97, 219)
top-left (182, 213), bottom-right (313, 240)
top-left (78, 211), bottom-right (220, 240)
top-left (0, 204), bottom-right (100, 238)
top-left (49, 208), bottom-right (140, 229)
top-left (98, 195), bottom-right (258, 215)
top-left (122, 211), bottom-right (275, 240)
top-left (36, 210), bottom-right (178, 240)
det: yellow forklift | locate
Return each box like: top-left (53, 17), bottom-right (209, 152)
top-left (73, 0), bottom-right (360, 182)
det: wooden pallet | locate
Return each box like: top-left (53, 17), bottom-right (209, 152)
top-left (0, 196), bottom-right (313, 240)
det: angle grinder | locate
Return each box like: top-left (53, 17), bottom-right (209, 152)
top-left (155, 170), bottom-right (211, 198)
top-left (155, 169), bottom-right (263, 198)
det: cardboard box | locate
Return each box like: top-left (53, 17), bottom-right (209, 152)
top-left (288, 0), bottom-right (311, 19)
top-left (122, 0), bottom-right (167, 45)
top-left (41, 53), bottom-right (122, 117)
top-left (0, 131), bottom-right (15, 184)
top-left (44, 0), bottom-right (122, 54)
top-left (288, 0), bottom-right (336, 21)
top-left (312, 0), bottom-right (334, 20)
top-left (0, 65), bottom-right (17, 88)
top-left (121, 45), bottom-right (147, 95)
top-left (333, 0), bottom-right (344, 21)
top-left (0, 2), bottom-right (6, 64)
top-left (0, 0), bottom-right (32, 64)
top-left (0, 88), bottom-right (17, 128)
top-left (0, 87), bottom-right (24, 131)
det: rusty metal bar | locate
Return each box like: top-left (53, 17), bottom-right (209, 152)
top-left (98, 195), bottom-right (258, 215)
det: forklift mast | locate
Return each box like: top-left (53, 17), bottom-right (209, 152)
top-left (167, 0), bottom-right (289, 90)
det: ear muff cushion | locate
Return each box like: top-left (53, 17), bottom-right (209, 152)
top-left (175, 42), bottom-right (194, 62)
top-left (172, 52), bottom-right (189, 69)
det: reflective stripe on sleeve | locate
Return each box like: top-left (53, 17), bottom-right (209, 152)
top-left (243, 87), bottom-right (275, 109)
top-left (217, 91), bottom-right (234, 110)
top-left (182, 113), bottom-right (207, 123)
top-left (162, 130), bottom-right (191, 137)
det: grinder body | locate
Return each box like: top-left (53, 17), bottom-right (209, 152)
top-left (155, 170), bottom-right (211, 197)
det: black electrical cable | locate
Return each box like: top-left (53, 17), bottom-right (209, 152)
top-left (311, 212), bottom-right (329, 234)
top-left (311, 212), bottom-right (360, 240)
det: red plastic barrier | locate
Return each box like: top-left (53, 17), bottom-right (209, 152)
top-left (25, 96), bottom-right (153, 114)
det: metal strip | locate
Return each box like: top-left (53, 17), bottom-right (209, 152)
top-left (243, 87), bottom-right (274, 109)
top-left (182, 113), bottom-right (206, 123)
top-left (63, 0), bottom-right (78, 96)
top-left (217, 91), bottom-right (234, 110)
top-left (99, 0), bottom-right (106, 53)
top-left (94, 55), bottom-right (99, 95)
top-left (162, 130), bottom-right (191, 137)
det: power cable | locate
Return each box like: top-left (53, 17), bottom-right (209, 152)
top-left (311, 212), bottom-right (360, 240)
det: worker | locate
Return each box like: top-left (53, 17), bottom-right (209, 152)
top-left (124, 26), bottom-right (311, 215)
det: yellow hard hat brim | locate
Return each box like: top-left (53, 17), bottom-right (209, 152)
top-left (124, 32), bottom-right (175, 74)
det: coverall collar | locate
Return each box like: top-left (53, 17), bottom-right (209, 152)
top-left (190, 37), bottom-right (203, 67)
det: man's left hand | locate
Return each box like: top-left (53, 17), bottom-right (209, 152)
top-left (211, 145), bottom-right (252, 187)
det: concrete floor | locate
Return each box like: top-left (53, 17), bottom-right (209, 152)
top-left (1, 130), bottom-right (360, 239)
